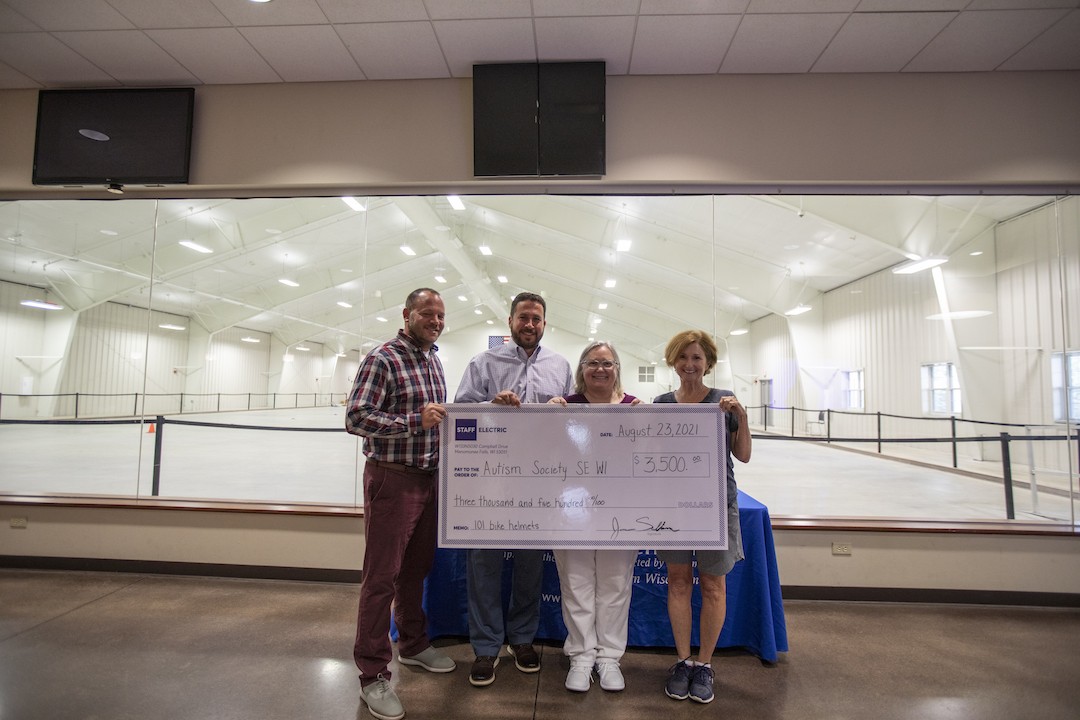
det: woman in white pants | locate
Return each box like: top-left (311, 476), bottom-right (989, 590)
top-left (548, 341), bottom-right (641, 692)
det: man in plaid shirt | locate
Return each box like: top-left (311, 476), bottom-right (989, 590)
top-left (346, 287), bottom-right (456, 720)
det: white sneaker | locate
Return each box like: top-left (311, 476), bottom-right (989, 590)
top-left (596, 661), bottom-right (625, 692)
top-left (565, 664), bottom-right (593, 692)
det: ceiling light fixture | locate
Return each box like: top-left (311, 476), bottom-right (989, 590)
top-left (598, 302), bottom-right (608, 310)
top-left (337, 301), bottom-right (352, 308)
top-left (434, 275), bottom-right (446, 283)
top-left (295, 346), bottom-right (311, 352)
top-left (457, 295), bottom-right (468, 302)
top-left (278, 278), bottom-right (299, 287)
top-left (158, 324), bottom-right (186, 331)
top-left (784, 303), bottom-right (812, 316)
top-left (376, 316), bottom-right (388, 322)
top-left (20, 299), bottom-right (64, 310)
top-left (478, 245), bottom-right (492, 256)
top-left (497, 275), bottom-right (507, 283)
top-left (730, 328), bottom-right (749, 336)
top-left (179, 240), bottom-right (212, 254)
top-left (892, 256), bottom-right (948, 274)
top-left (616, 239), bottom-right (631, 252)
top-left (447, 195), bottom-right (466, 210)
top-left (241, 336), bottom-right (260, 343)
top-left (474, 308), bottom-right (483, 315)
top-left (400, 245), bottom-right (416, 256)
top-left (604, 278), bottom-right (616, 288)
top-left (341, 196), bottom-right (366, 212)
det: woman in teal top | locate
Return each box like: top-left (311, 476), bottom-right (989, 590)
top-left (653, 330), bottom-right (752, 705)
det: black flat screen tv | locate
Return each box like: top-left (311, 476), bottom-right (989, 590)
top-left (473, 62), bottom-right (604, 177)
top-left (32, 87), bottom-right (195, 186)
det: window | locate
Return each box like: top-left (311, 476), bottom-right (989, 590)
top-left (842, 369), bottom-right (864, 410)
top-left (1051, 351), bottom-right (1080, 423)
top-left (921, 362), bottom-right (961, 415)
top-left (638, 365), bottom-right (655, 383)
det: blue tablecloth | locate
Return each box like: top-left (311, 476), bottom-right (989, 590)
top-left (419, 489), bottom-right (788, 663)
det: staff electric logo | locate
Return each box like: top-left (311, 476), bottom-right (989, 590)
top-left (455, 419), bottom-right (477, 441)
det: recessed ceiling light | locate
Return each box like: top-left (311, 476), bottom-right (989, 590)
top-left (616, 239), bottom-right (632, 252)
top-left (241, 336), bottom-right (260, 343)
top-left (341, 196), bottom-right (366, 212)
top-left (604, 279), bottom-right (616, 288)
top-left (598, 303), bottom-right (608, 310)
top-left (474, 308), bottom-right (483, 315)
top-left (400, 245), bottom-right (416, 256)
top-left (337, 301), bottom-right (352, 308)
top-left (478, 245), bottom-right (492, 256)
top-left (20, 299), bottom-right (64, 310)
top-left (970, 251), bottom-right (984, 256)
top-left (278, 278), bottom-right (299, 287)
top-left (926, 310), bottom-right (992, 320)
top-left (296, 346), bottom-right (311, 352)
top-left (179, 240), bottom-right (212, 254)
top-left (729, 328), bottom-right (748, 336)
top-left (376, 316), bottom-right (388, 322)
top-left (486, 320), bottom-right (493, 325)
top-left (447, 196), bottom-right (466, 210)
top-left (434, 275), bottom-right (447, 283)
top-left (158, 324), bottom-right (186, 331)
top-left (893, 256), bottom-right (948, 274)
top-left (458, 295), bottom-right (468, 302)
top-left (785, 304), bottom-right (812, 316)
top-left (497, 275), bottom-right (507, 283)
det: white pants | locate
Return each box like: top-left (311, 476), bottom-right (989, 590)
top-left (552, 548), bottom-right (638, 666)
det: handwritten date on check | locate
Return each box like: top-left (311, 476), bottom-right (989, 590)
top-left (438, 404), bottom-right (728, 550)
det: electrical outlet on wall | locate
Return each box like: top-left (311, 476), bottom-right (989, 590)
top-left (10, 517), bottom-right (28, 529)
top-left (831, 542), bottom-right (851, 556)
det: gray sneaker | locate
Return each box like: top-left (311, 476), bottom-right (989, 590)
top-left (665, 660), bottom-right (692, 700)
top-left (398, 645), bottom-right (457, 673)
top-left (360, 676), bottom-right (405, 720)
top-left (689, 664), bottom-right (715, 704)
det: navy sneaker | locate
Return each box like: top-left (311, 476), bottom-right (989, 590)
top-left (664, 660), bottom-right (692, 700)
top-left (689, 664), bottom-right (715, 704)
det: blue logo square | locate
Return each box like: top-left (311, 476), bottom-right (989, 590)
top-left (455, 419), bottom-right (477, 441)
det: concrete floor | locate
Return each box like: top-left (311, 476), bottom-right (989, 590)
top-left (2, 569), bottom-right (1079, 720)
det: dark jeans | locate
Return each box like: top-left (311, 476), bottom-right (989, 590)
top-left (353, 463), bottom-right (438, 682)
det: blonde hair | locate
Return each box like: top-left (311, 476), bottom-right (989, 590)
top-left (663, 330), bottom-right (718, 373)
top-left (574, 341), bottom-right (624, 396)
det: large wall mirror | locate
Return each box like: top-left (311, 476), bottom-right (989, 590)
top-left (0, 194), bottom-right (1076, 526)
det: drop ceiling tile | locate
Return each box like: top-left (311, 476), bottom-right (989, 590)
top-left (0, 32), bottom-right (117, 86)
top-left (533, 0), bottom-right (641, 16)
top-left (240, 25), bottom-right (365, 82)
top-left (434, 19), bottom-right (537, 77)
top-left (207, 0), bottom-right (330, 26)
top-left (905, 8), bottom-right (1070, 71)
top-left (721, 13), bottom-right (846, 73)
top-left (855, 0), bottom-right (965, 8)
top-left (53, 31), bottom-right (200, 86)
top-left (2, 0), bottom-right (133, 31)
top-left (534, 16), bottom-right (636, 73)
top-left (640, 0), bottom-right (750, 13)
top-left (0, 3), bottom-right (42, 31)
top-left (316, 0), bottom-right (428, 23)
top-left (999, 10), bottom-right (1080, 70)
top-left (425, 0), bottom-right (533, 20)
top-left (337, 22), bottom-right (450, 80)
top-left (146, 28), bottom-right (281, 85)
top-left (104, 0), bottom-right (231, 28)
top-left (813, 12), bottom-right (956, 73)
top-left (0, 59), bottom-right (38, 88)
top-left (748, 0), bottom-right (858, 12)
top-left (630, 14), bottom-right (740, 75)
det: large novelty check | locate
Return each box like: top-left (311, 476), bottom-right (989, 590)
top-left (438, 404), bottom-right (728, 550)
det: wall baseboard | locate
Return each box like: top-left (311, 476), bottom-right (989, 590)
top-left (0, 555), bottom-right (361, 584)
top-left (782, 584), bottom-right (1080, 608)
top-left (5, 555), bottom-right (1079, 608)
